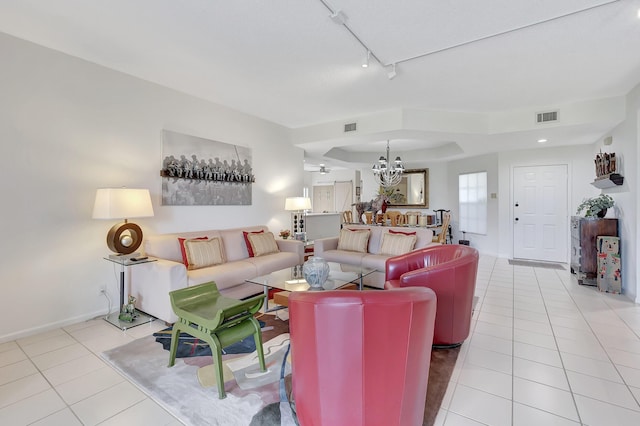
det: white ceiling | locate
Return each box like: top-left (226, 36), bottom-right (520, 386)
top-left (1, 0), bottom-right (639, 170)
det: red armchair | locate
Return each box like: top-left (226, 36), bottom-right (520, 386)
top-left (289, 288), bottom-right (437, 426)
top-left (385, 244), bottom-right (479, 347)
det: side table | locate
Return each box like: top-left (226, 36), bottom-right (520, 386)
top-left (103, 256), bottom-right (157, 330)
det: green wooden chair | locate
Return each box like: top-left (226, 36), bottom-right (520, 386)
top-left (168, 281), bottom-right (266, 399)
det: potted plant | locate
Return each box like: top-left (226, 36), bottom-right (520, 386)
top-left (576, 194), bottom-right (614, 218)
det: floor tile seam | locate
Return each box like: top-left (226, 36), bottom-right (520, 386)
top-left (571, 391), bottom-right (640, 414)
top-left (0, 385), bottom-right (54, 413)
top-left (559, 364), bottom-right (625, 385)
top-left (532, 267), bottom-right (584, 425)
top-left (552, 271), bottom-right (640, 408)
top-left (512, 400), bottom-right (583, 425)
top-left (455, 377), bottom-right (513, 401)
top-left (64, 379), bottom-right (137, 417)
top-left (471, 329), bottom-right (513, 343)
top-left (462, 356), bottom-right (513, 375)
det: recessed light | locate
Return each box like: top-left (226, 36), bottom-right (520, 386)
top-left (537, 139), bottom-right (548, 143)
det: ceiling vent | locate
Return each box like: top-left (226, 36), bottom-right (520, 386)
top-left (344, 122), bottom-right (357, 132)
top-left (536, 110), bottom-right (559, 124)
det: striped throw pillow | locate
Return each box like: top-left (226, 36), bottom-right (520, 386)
top-left (247, 232), bottom-right (280, 257)
top-left (184, 237), bottom-right (226, 270)
top-left (379, 232), bottom-right (417, 256)
top-left (337, 228), bottom-right (370, 253)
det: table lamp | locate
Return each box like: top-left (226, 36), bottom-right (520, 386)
top-left (92, 188), bottom-right (154, 258)
top-left (285, 197), bottom-right (311, 239)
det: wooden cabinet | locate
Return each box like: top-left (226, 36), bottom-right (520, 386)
top-left (571, 217), bottom-right (618, 285)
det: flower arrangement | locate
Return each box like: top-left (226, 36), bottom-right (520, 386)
top-left (279, 229), bottom-right (291, 239)
top-left (576, 194), bottom-right (614, 218)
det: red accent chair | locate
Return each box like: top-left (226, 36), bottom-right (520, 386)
top-left (289, 288), bottom-right (437, 426)
top-left (385, 244), bottom-right (479, 347)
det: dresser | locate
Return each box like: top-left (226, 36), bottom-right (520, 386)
top-left (570, 217), bottom-right (618, 285)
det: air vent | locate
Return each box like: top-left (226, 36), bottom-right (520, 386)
top-left (536, 110), bottom-right (559, 123)
top-left (344, 122), bottom-right (357, 132)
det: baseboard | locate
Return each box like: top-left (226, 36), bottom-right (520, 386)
top-left (0, 309), bottom-right (109, 344)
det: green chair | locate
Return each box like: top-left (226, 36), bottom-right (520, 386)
top-left (168, 281), bottom-right (266, 399)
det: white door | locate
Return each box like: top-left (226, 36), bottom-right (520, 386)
top-left (312, 185), bottom-right (334, 213)
top-left (513, 165), bottom-right (568, 262)
top-left (334, 181), bottom-right (353, 213)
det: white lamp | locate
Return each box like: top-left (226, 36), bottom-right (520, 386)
top-left (93, 188), bottom-right (154, 256)
top-left (285, 197), bottom-right (311, 239)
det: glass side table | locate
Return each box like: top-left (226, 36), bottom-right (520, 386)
top-left (103, 256), bottom-right (157, 330)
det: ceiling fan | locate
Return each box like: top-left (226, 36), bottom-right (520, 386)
top-left (318, 164), bottom-right (331, 174)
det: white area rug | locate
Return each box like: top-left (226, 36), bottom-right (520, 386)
top-left (101, 333), bottom-right (291, 426)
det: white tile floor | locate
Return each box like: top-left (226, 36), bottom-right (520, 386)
top-left (436, 256), bottom-right (640, 426)
top-left (1, 255), bottom-right (639, 425)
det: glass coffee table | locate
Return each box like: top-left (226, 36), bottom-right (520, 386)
top-left (246, 262), bottom-right (377, 312)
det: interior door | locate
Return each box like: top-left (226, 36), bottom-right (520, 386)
top-left (513, 165), bottom-right (568, 262)
top-left (334, 181), bottom-right (353, 213)
top-left (312, 185), bottom-right (334, 213)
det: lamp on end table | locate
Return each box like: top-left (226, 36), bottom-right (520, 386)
top-left (92, 187), bottom-right (155, 328)
top-left (285, 197), bottom-right (311, 241)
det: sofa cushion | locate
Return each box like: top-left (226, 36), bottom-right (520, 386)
top-left (246, 232), bottom-right (280, 257)
top-left (187, 260), bottom-right (258, 289)
top-left (319, 249), bottom-right (366, 266)
top-left (184, 237), bottom-right (226, 270)
top-left (178, 236), bottom-right (208, 267)
top-left (337, 228), bottom-right (370, 253)
top-left (247, 251), bottom-right (301, 275)
top-left (379, 232), bottom-right (417, 256)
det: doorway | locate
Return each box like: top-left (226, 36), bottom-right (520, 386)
top-left (513, 165), bottom-right (568, 262)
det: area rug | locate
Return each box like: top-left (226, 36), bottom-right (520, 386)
top-left (508, 259), bottom-right (566, 270)
top-left (102, 314), bottom-right (458, 426)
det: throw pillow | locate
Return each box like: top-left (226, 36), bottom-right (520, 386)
top-left (246, 232), bottom-right (280, 257)
top-left (178, 236), bottom-right (208, 267)
top-left (389, 229), bottom-right (417, 236)
top-left (184, 237), bottom-right (226, 270)
top-left (243, 230), bottom-right (265, 257)
top-left (379, 232), bottom-right (417, 256)
top-left (337, 228), bottom-right (370, 253)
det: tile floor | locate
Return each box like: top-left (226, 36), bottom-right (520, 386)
top-left (436, 256), bottom-right (640, 426)
top-left (1, 255), bottom-right (639, 425)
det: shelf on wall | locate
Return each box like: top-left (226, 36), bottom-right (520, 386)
top-left (591, 173), bottom-right (624, 189)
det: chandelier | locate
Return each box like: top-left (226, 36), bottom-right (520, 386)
top-left (372, 141), bottom-right (404, 187)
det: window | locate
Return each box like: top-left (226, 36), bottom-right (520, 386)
top-left (459, 172), bottom-right (487, 235)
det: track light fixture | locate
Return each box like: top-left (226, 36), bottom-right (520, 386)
top-left (362, 50), bottom-right (370, 68)
top-left (387, 63), bottom-right (397, 80)
top-left (330, 10), bottom-right (347, 25)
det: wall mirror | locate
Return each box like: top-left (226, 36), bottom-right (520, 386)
top-left (383, 169), bottom-right (428, 208)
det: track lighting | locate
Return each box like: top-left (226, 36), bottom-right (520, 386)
top-left (330, 10), bottom-right (347, 25)
top-left (362, 50), bottom-right (370, 68)
top-left (387, 63), bottom-right (397, 80)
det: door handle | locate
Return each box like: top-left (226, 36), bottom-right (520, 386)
top-left (515, 217), bottom-right (519, 222)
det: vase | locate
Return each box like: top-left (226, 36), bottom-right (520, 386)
top-left (597, 209), bottom-right (607, 218)
top-left (303, 257), bottom-right (330, 290)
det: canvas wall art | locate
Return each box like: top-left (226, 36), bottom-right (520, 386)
top-left (161, 130), bottom-right (254, 205)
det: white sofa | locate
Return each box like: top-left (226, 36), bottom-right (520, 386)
top-left (313, 224), bottom-right (437, 288)
top-left (130, 225), bottom-right (304, 323)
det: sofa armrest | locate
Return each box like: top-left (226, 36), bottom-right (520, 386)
top-left (276, 239), bottom-right (304, 264)
top-left (313, 237), bottom-right (339, 258)
top-left (129, 258), bottom-right (188, 323)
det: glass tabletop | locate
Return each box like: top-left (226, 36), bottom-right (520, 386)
top-left (246, 262), bottom-right (377, 292)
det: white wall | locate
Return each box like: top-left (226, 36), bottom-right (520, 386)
top-left (0, 33), bottom-right (303, 341)
top-left (593, 82), bottom-right (639, 302)
top-left (447, 154), bottom-right (500, 255)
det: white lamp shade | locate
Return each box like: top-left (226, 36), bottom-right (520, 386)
top-left (92, 188), bottom-right (154, 219)
top-left (285, 197), bottom-right (311, 211)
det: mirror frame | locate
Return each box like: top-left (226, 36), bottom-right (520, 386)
top-left (383, 168), bottom-right (429, 208)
